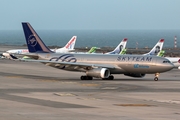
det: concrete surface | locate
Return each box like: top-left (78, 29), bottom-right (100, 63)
top-left (0, 58), bottom-right (180, 120)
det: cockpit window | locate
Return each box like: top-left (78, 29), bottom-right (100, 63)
top-left (163, 61), bottom-right (170, 63)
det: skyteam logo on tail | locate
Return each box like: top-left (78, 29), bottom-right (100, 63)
top-left (28, 34), bottom-right (37, 47)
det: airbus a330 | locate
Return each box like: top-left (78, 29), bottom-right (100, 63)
top-left (19, 22), bottom-right (174, 81)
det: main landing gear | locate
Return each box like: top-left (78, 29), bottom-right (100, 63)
top-left (80, 75), bottom-right (114, 80)
top-left (154, 73), bottom-right (159, 81)
top-left (81, 76), bottom-right (93, 80)
top-left (102, 75), bottom-right (114, 80)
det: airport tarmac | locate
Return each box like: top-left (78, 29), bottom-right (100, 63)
top-left (0, 59), bottom-right (180, 120)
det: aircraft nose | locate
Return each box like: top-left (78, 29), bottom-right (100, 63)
top-left (165, 63), bottom-right (174, 71)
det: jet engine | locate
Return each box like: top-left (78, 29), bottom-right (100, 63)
top-left (124, 73), bottom-right (145, 78)
top-left (86, 68), bottom-right (110, 78)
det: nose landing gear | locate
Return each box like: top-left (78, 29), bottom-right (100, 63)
top-left (154, 73), bottom-right (159, 81)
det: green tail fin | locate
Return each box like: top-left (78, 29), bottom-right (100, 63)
top-left (119, 48), bottom-right (127, 55)
top-left (157, 50), bottom-right (165, 57)
top-left (88, 47), bottom-right (97, 53)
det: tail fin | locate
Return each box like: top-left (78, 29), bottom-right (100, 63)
top-left (144, 39), bottom-right (164, 56)
top-left (157, 50), bottom-right (165, 57)
top-left (119, 48), bottom-right (127, 55)
top-left (64, 36), bottom-right (77, 50)
top-left (22, 22), bottom-right (52, 53)
top-left (87, 47), bottom-right (98, 53)
top-left (105, 38), bottom-right (128, 54)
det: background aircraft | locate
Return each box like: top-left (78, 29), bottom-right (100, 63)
top-left (165, 57), bottom-right (180, 69)
top-left (2, 36), bottom-right (76, 59)
top-left (4, 36), bottom-right (77, 55)
top-left (144, 39), bottom-right (164, 56)
top-left (19, 22), bottom-right (173, 81)
top-left (75, 38), bottom-right (127, 55)
top-left (143, 39), bottom-right (180, 69)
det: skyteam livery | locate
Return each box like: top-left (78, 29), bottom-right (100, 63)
top-left (20, 22), bottom-right (174, 81)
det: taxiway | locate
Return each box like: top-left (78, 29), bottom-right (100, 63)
top-left (0, 59), bottom-right (180, 120)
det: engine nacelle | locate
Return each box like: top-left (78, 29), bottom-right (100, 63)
top-left (86, 68), bottom-right (110, 78)
top-left (124, 73), bottom-right (145, 78)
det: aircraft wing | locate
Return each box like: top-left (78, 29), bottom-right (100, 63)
top-left (20, 59), bottom-right (116, 70)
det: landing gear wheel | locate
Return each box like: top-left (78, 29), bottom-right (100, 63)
top-left (154, 77), bottom-right (158, 81)
top-left (109, 75), bottom-right (114, 80)
top-left (102, 75), bottom-right (114, 80)
top-left (80, 76), bottom-right (93, 80)
top-left (81, 76), bottom-right (85, 80)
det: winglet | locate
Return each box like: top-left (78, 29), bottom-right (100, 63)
top-left (22, 22), bottom-right (53, 53)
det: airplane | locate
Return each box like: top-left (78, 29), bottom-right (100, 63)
top-left (19, 22), bottom-right (174, 81)
top-left (4, 36), bottom-right (77, 55)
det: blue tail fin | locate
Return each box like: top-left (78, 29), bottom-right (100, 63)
top-left (22, 22), bottom-right (53, 53)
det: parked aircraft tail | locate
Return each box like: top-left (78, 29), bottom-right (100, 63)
top-left (105, 38), bottom-right (127, 54)
top-left (63, 36), bottom-right (77, 50)
top-left (119, 48), bottom-right (127, 55)
top-left (22, 22), bottom-right (53, 53)
top-left (144, 39), bottom-right (164, 56)
top-left (88, 47), bottom-right (99, 53)
top-left (157, 50), bottom-right (165, 57)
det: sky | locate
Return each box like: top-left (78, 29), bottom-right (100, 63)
top-left (0, 0), bottom-right (180, 30)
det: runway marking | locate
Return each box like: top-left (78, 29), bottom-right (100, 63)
top-left (54, 93), bottom-right (77, 96)
top-left (81, 84), bottom-right (99, 87)
top-left (0, 93), bottom-right (93, 108)
top-left (114, 104), bottom-right (155, 107)
top-left (150, 100), bottom-right (180, 104)
top-left (101, 87), bottom-right (118, 89)
top-left (77, 97), bottom-right (102, 100)
top-left (61, 81), bottom-right (77, 84)
top-left (40, 79), bottom-right (59, 82)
